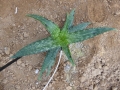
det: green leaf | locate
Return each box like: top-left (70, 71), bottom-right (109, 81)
top-left (62, 46), bottom-right (75, 66)
top-left (69, 22), bottom-right (91, 32)
top-left (39, 48), bottom-right (60, 80)
top-left (62, 9), bottom-right (75, 31)
top-left (11, 37), bottom-right (60, 59)
top-left (27, 14), bottom-right (60, 38)
top-left (69, 27), bottom-right (114, 43)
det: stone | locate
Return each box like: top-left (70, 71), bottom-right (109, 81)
top-left (16, 60), bottom-right (22, 65)
top-left (23, 32), bottom-right (29, 37)
top-left (2, 79), bottom-right (8, 84)
top-left (103, 66), bottom-right (109, 70)
top-left (100, 80), bottom-right (106, 86)
top-left (20, 35), bottom-right (23, 40)
top-left (112, 87), bottom-right (118, 90)
top-left (28, 65), bottom-right (32, 71)
top-left (94, 62), bottom-right (102, 69)
top-left (32, 87), bottom-right (35, 89)
top-left (16, 85), bottom-right (20, 89)
top-left (21, 26), bottom-right (25, 30)
top-left (89, 85), bottom-right (93, 89)
top-left (66, 86), bottom-right (72, 90)
top-left (92, 69), bottom-right (102, 77)
top-left (59, 1), bottom-right (62, 4)
top-left (35, 69), bottom-right (39, 74)
top-left (115, 11), bottom-right (120, 16)
top-left (21, 63), bottom-right (25, 67)
top-left (94, 85), bottom-right (99, 90)
top-left (36, 82), bottom-right (39, 85)
top-left (81, 76), bottom-right (86, 82)
top-left (62, 18), bottom-right (65, 22)
top-left (4, 47), bottom-right (10, 55)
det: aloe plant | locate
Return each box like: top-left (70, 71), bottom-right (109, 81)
top-left (2, 10), bottom-right (114, 79)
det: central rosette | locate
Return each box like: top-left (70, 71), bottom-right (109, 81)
top-left (55, 30), bottom-right (70, 47)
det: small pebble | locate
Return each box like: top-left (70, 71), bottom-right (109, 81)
top-left (28, 65), bottom-right (32, 71)
top-left (59, 1), bottom-right (62, 4)
top-left (92, 69), bottom-right (102, 77)
top-left (36, 82), bottom-right (39, 85)
top-left (35, 69), bottom-right (39, 74)
top-left (12, 24), bottom-right (16, 26)
top-left (64, 64), bottom-right (71, 72)
top-left (112, 87), bottom-right (118, 90)
top-left (16, 85), bottom-right (20, 89)
top-left (18, 25), bottom-right (20, 28)
top-left (66, 86), bottom-right (72, 90)
top-left (21, 63), bottom-right (25, 67)
top-left (4, 47), bottom-right (10, 55)
top-left (89, 85), bottom-right (93, 89)
top-left (94, 62), bottom-right (102, 69)
top-left (81, 76), bottom-right (86, 82)
top-left (100, 80), bottom-right (106, 86)
top-left (94, 85), bottom-right (99, 90)
top-left (23, 32), bottom-right (29, 37)
top-left (115, 11), bottom-right (120, 16)
top-left (32, 87), bottom-right (35, 89)
top-left (20, 35), bottom-right (23, 40)
top-left (2, 79), bottom-right (8, 84)
top-left (103, 66), bottom-right (109, 70)
top-left (62, 18), bottom-right (65, 22)
top-left (21, 26), bottom-right (25, 30)
top-left (16, 60), bottom-right (22, 65)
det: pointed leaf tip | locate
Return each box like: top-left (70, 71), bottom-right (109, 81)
top-left (69, 22), bottom-right (91, 32)
top-left (69, 27), bottom-right (115, 43)
top-left (39, 48), bottom-right (60, 80)
top-left (62, 9), bottom-right (75, 31)
top-left (62, 46), bottom-right (75, 66)
top-left (11, 37), bottom-right (60, 59)
top-left (27, 14), bottom-right (60, 38)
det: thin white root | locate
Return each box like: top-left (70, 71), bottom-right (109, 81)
top-left (43, 51), bottom-right (62, 90)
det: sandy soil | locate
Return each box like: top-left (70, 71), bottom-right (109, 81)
top-left (0, 0), bottom-right (120, 90)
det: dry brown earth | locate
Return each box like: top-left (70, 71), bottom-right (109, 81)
top-left (0, 0), bottom-right (120, 90)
